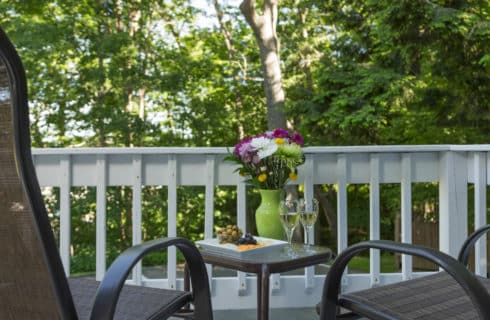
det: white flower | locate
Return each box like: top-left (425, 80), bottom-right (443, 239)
top-left (251, 137), bottom-right (278, 159)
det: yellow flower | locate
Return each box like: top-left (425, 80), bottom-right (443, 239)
top-left (289, 172), bottom-right (297, 181)
top-left (275, 138), bottom-right (285, 145)
top-left (258, 173), bottom-right (267, 182)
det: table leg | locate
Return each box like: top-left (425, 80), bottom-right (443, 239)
top-left (257, 264), bottom-right (271, 320)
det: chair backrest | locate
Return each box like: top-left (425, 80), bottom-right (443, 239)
top-left (0, 27), bottom-right (78, 319)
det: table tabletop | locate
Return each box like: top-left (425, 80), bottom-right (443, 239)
top-left (199, 244), bottom-right (333, 274)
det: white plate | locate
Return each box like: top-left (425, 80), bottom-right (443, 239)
top-left (196, 236), bottom-right (287, 257)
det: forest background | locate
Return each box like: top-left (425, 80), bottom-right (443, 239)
top-left (0, 0), bottom-right (489, 274)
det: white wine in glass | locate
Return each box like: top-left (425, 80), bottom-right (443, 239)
top-left (299, 198), bottom-right (319, 249)
top-left (279, 200), bottom-right (299, 255)
top-left (280, 212), bottom-right (300, 235)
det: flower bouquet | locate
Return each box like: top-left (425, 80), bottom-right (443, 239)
top-left (225, 128), bottom-right (305, 239)
top-left (225, 128), bottom-right (305, 189)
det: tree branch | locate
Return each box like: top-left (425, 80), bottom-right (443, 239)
top-left (240, 0), bottom-right (263, 34)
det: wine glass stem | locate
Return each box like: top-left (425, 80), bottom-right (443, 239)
top-left (303, 226), bottom-right (309, 245)
top-left (286, 230), bottom-right (293, 245)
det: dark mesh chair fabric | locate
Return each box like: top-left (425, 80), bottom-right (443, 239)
top-left (340, 272), bottom-right (490, 320)
top-left (69, 278), bottom-right (192, 320)
top-left (0, 27), bottom-right (212, 320)
top-left (320, 239), bottom-right (490, 320)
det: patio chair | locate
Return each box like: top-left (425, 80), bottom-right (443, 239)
top-left (320, 224), bottom-right (490, 319)
top-left (0, 27), bottom-right (212, 319)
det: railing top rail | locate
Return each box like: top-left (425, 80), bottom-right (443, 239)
top-left (32, 144), bottom-right (490, 155)
top-left (305, 145), bottom-right (490, 153)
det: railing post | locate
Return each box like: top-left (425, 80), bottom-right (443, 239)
top-left (474, 152), bottom-right (487, 276)
top-left (438, 151), bottom-right (468, 257)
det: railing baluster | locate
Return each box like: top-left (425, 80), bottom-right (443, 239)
top-left (337, 154), bottom-right (348, 253)
top-left (205, 155), bottom-right (215, 290)
top-left (132, 154), bottom-right (143, 285)
top-left (369, 154), bottom-right (380, 287)
top-left (95, 154), bottom-right (107, 281)
top-left (204, 155), bottom-right (215, 238)
top-left (337, 154), bottom-right (349, 287)
top-left (167, 154), bottom-right (177, 289)
top-left (60, 155), bottom-right (71, 276)
top-left (303, 155), bottom-right (315, 289)
top-left (474, 152), bottom-right (487, 276)
top-left (237, 181), bottom-right (247, 231)
top-left (237, 181), bottom-right (247, 294)
top-left (401, 153), bottom-right (413, 280)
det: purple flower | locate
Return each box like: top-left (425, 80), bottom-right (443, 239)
top-left (291, 132), bottom-right (304, 146)
top-left (273, 128), bottom-right (289, 138)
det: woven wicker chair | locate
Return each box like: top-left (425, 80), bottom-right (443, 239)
top-left (320, 225), bottom-right (490, 320)
top-left (0, 27), bottom-right (212, 319)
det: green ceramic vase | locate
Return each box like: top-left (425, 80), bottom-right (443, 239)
top-left (255, 189), bottom-right (285, 240)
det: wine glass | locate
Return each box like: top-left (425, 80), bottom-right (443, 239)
top-left (298, 198), bottom-right (319, 251)
top-left (279, 199), bottom-right (300, 256)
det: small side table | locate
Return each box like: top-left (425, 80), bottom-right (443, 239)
top-left (187, 244), bottom-right (333, 320)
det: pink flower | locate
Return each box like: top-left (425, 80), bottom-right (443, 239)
top-left (234, 137), bottom-right (252, 158)
top-left (263, 131), bottom-right (274, 139)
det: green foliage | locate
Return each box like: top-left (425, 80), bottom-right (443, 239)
top-left (347, 253), bottom-right (399, 273)
top-left (3, 0), bottom-right (489, 272)
top-left (289, 0), bottom-right (490, 146)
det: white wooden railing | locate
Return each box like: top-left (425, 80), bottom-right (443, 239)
top-left (32, 145), bottom-right (490, 310)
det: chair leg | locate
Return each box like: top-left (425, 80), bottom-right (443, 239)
top-left (172, 309), bottom-right (195, 319)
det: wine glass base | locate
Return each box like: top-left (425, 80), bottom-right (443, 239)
top-left (282, 244), bottom-right (299, 258)
top-left (302, 244), bottom-right (316, 254)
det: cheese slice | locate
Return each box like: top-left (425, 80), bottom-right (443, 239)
top-left (237, 243), bottom-right (264, 251)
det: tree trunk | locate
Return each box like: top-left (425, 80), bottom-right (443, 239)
top-left (240, 0), bottom-right (287, 130)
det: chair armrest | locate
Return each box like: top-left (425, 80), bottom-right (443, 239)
top-left (458, 224), bottom-right (490, 267)
top-left (90, 237), bottom-right (212, 320)
top-left (321, 240), bottom-right (490, 320)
